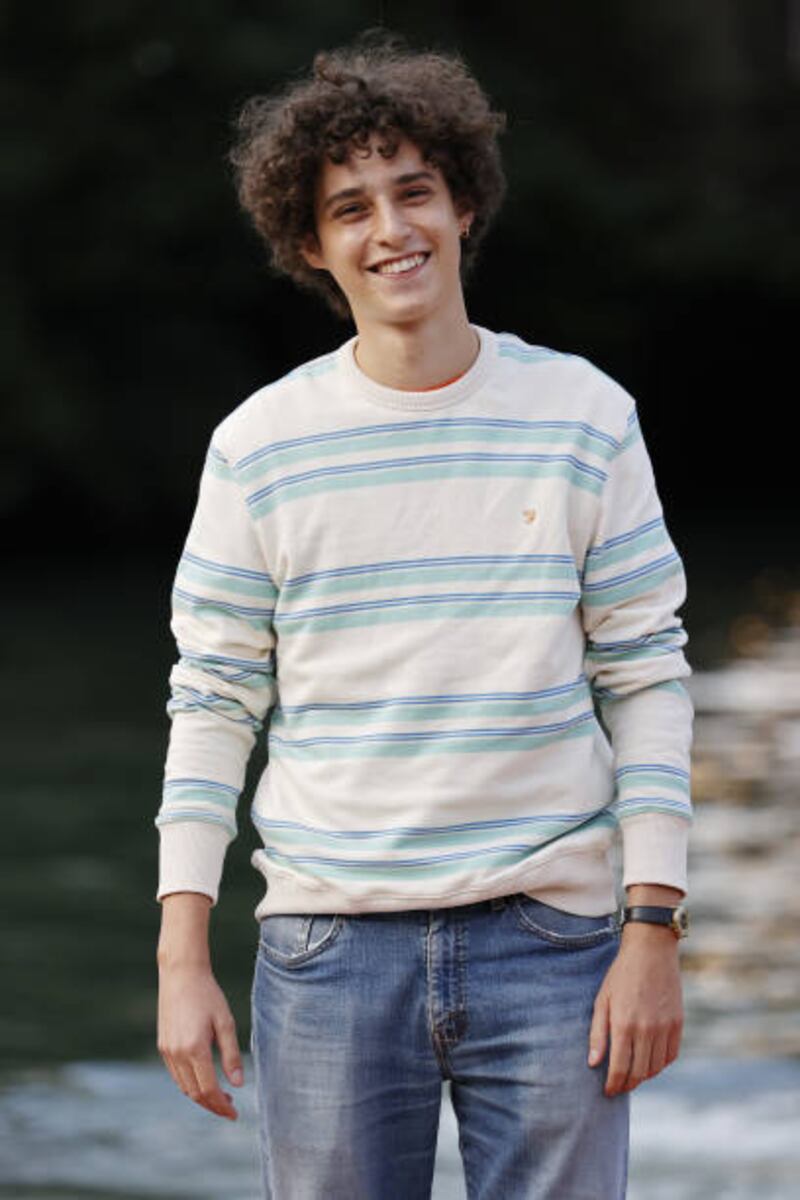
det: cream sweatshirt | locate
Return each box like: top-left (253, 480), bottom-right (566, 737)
top-left (156, 324), bottom-right (693, 919)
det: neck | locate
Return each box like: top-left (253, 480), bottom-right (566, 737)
top-left (353, 308), bottom-right (479, 391)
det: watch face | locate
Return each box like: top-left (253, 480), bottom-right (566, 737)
top-left (673, 905), bottom-right (690, 937)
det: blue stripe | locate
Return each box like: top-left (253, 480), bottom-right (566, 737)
top-left (269, 710), bottom-right (595, 750)
top-left (616, 764), bottom-right (690, 781)
top-left (247, 451), bottom-right (608, 506)
top-left (589, 628), bottom-right (684, 652)
top-left (611, 796), bottom-right (692, 816)
top-left (173, 585), bottom-right (274, 621)
top-left (274, 589), bottom-right (580, 625)
top-left (582, 552), bottom-right (681, 595)
top-left (279, 675), bottom-right (589, 716)
top-left (234, 415), bottom-right (622, 471)
top-left (176, 644), bottom-right (271, 671)
top-left (252, 806), bottom-right (608, 841)
top-left (181, 549), bottom-right (276, 585)
top-left (164, 778), bottom-right (239, 797)
top-left (587, 517), bottom-right (664, 558)
top-left (283, 553), bottom-right (575, 589)
top-left (252, 830), bottom-right (609, 872)
top-left (167, 686), bottom-right (265, 729)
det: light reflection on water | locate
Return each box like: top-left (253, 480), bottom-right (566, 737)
top-left (2, 1056), bottom-right (799, 1199)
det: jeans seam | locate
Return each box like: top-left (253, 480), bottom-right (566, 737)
top-left (511, 897), bottom-right (618, 946)
top-left (258, 913), bottom-right (344, 968)
top-left (515, 923), bottom-right (616, 947)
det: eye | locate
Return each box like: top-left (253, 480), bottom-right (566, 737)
top-left (336, 203), bottom-right (364, 217)
top-left (404, 187), bottom-right (430, 199)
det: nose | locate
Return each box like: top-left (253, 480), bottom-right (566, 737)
top-left (372, 198), bottom-right (410, 244)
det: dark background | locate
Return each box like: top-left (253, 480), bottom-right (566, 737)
top-left (2, 0), bottom-right (798, 1068)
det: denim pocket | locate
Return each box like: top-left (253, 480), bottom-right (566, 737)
top-left (511, 895), bottom-right (620, 947)
top-left (257, 913), bottom-right (344, 967)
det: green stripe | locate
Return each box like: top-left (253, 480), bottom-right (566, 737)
top-left (161, 785), bottom-right (238, 810)
top-left (173, 591), bottom-right (272, 631)
top-left (615, 801), bottom-right (694, 822)
top-left (581, 560), bottom-right (683, 607)
top-left (176, 654), bottom-right (274, 692)
top-left (616, 770), bottom-right (691, 796)
top-left (249, 458), bottom-right (603, 519)
top-left (584, 523), bottom-right (670, 574)
top-left (204, 453), bottom-right (236, 482)
top-left (274, 682), bottom-right (591, 730)
top-left (274, 594), bottom-right (578, 636)
top-left (619, 422), bottom-right (642, 453)
top-left (291, 355), bottom-right (337, 380)
top-left (236, 423), bottom-right (617, 484)
top-left (167, 688), bottom-right (267, 728)
top-left (268, 716), bottom-right (595, 760)
top-left (586, 645), bottom-right (682, 670)
top-left (596, 678), bottom-right (690, 703)
top-left (177, 558), bottom-right (279, 601)
top-left (654, 679), bottom-right (691, 697)
top-left (259, 811), bottom-right (611, 854)
top-left (258, 813), bottom-right (618, 884)
top-left (283, 560), bottom-right (579, 603)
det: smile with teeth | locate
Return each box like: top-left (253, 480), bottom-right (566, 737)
top-left (370, 252), bottom-right (430, 276)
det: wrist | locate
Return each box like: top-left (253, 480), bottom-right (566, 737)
top-left (620, 920), bottom-right (680, 947)
top-left (157, 948), bottom-right (213, 972)
top-left (157, 891), bottom-right (212, 970)
top-left (625, 884), bottom-right (685, 906)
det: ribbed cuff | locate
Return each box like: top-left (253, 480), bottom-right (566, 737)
top-left (156, 820), bottom-right (231, 906)
top-left (620, 811), bottom-right (689, 895)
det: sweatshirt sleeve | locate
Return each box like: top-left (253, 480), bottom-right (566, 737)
top-left (580, 400), bottom-right (694, 897)
top-left (155, 431), bottom-right (278, 906)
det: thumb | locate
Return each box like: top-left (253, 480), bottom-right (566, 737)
top-left (588, 989), bottom-right (609, 1067)
top-left (215, 1009), bottom-right (244, 1087)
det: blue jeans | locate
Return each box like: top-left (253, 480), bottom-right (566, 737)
top-left (250, 893), bottom-right (629, 1199)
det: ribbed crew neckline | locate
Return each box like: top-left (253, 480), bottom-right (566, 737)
top-left (338, 324), bottom-right (495, 411)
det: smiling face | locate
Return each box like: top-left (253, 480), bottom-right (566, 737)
top-left (300, 132), bottom-right (474, 333)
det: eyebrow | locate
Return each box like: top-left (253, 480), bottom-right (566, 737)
top-left (321, 170), bottom-right (437, 213)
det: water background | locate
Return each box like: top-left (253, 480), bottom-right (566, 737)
top-left (2, 547), bottom-right (799, 1197)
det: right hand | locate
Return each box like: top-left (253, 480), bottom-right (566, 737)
top-left (157, 962), bottom-right (244, 1120)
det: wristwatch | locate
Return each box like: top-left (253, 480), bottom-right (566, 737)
top-left (621, 903), bottom-right (689, 939)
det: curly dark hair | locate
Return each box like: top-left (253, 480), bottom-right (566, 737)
top-left (227, 28), bottom-right (508, 320)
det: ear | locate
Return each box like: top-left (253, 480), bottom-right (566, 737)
top-left (300, 232), bottom-right (325, 271)
top-left (458, 204), bottom-right (475, 229)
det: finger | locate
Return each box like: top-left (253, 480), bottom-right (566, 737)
top-left (160, 1050), bottom-right (185, 1094)
top-left (646, 1028), bottom-right (670, 1080)
top-left (164, 1041), bottom-right (219, 1117)
top-left (665, 1018), bottom-right (683, 1065)
top-left (215, 1008), bottom-right (244, 1087)
top-left (181, 1057), bottom-right (230, 1119)
top-left (605, 1026), bottom-right (633, 1097)
top-left (587, 990), bottom-right (609, 1068)
top-left (624, 1029), bottom-right (653, 1093)
top-left (169, 1053), bottom-right (203, 1104)
top-left (192, 1050), bottom-right (239, 1120)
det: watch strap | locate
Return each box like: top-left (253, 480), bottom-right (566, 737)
top-left (622, 904), bottom-right (689, 938)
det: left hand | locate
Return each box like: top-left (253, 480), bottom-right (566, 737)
top-left (587, 923), bottom-right (683, 1097)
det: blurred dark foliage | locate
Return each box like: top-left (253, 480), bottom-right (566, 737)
top-left (3, 0), bottom-right (798, 555)
top-left (2, 1), bottom-right (798, 1072)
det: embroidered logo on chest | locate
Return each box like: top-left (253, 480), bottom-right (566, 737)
top-left (522, 508), bottom-right (537, 524)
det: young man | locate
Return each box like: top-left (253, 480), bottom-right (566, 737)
top-left (156, 31), bottom-right (692, 1199)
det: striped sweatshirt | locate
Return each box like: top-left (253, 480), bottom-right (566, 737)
top-left (155, 324), bottom-right (694, 919)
